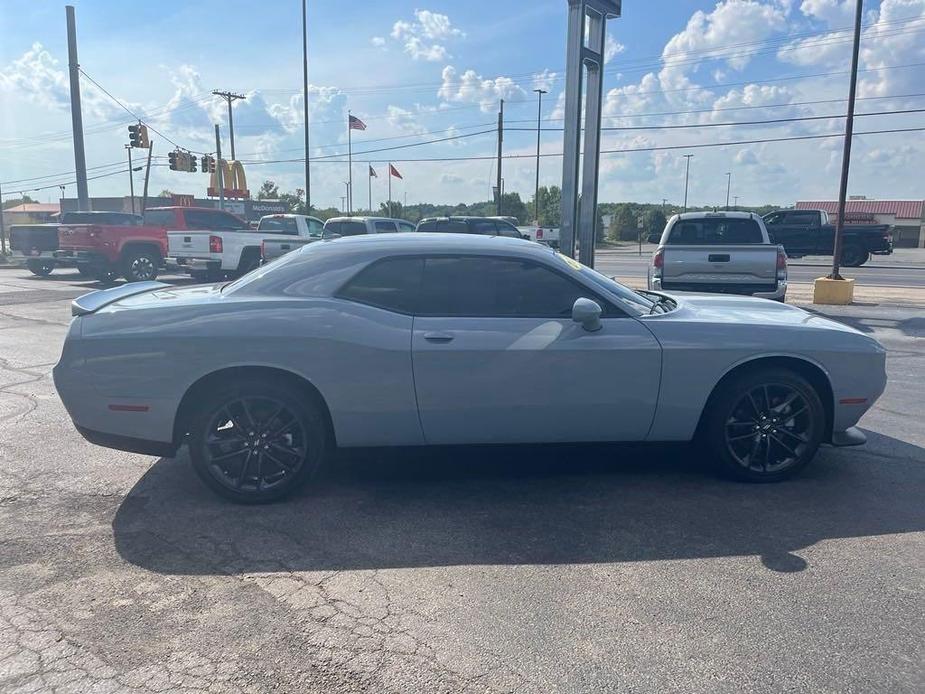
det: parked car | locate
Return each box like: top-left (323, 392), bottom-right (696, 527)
top-left (53, 206), bottom-right (247, 283)
top-left (9, 211), bottom-right (145, 277)
top-left (55, 233), bottom-right (885, 503)
top-left (648, 212), bottom-right (788, 301)
top-left (518, 226), bottom-right (560, 249)
top-left (762, 209), bottom-right (892, 267)
top-left (257, 214), bottom-right (324, 263)
top-left (322, 216), bottom-right (414, 238)
top-left (416, 216), bottom-right (526, 238)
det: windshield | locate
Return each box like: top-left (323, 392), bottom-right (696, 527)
top-left (552, 253), bottom-right (657, 315)
top-left (257, 217), bottom-right (298, 234)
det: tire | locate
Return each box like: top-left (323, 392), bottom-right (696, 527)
top-left (235, 248), bottom-right (261, 277)
top-left (187, 378), bottom-right (330, 503)
top-left (122, 249), bottom-right (160, 283)
top-left (840, 244), bottom-right (869, 268)
top-left (76, 265), bottom-right (94, 279)
top-left (702, 367), bottom-right (825, 482)
top-left (93, 267), bottom-right (119, 284)
top-left (26, 259), bottom-right (55, 277)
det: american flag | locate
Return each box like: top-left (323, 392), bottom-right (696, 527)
top-left (348, 114), bottom-right (367, 131)
top-left (369, 165), bottom-right (377, 177)
top-left (389, 164), bottom-right (403, 179)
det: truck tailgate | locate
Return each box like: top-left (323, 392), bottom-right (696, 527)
top-left (661, 245), bottom-right (778, 291)
top-left (262, 237), bottom-right (313, 260)
top-left (168, 231), bottom-right (214, 258)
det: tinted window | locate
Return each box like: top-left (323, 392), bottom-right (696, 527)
top-left (185, 210), bottom-right (245, 230)
top-left (496, 221), bottom-right (522, 238)
top-left (340, 221), bottom-right (368, 236)
top-left (308, 218), bottom-right (324, 236)
top-left (337, 257), bottom-right (423, 313)
top-left (323, 221), bottom-right (341, 236)
top-left (417, 221), bottom-right (438, 232)
top-left (397, 221), bottom-right (415, 232)
top-left (471, 219), bottom-right (497, 235)
top-left (374, 221), bottom-right (398, 233)
top-left (667, 218), bottom-right (763, 245)
top-left (783, 211), bottom-right (818, 225)
top-left (420, 256), bottom-right (599, 318)
top-left (438, 220), bottom-right (469, 233)
top-left (257, 217), bottom-right (298, 234)
top-left (143, 210), bottom-right (176, 227)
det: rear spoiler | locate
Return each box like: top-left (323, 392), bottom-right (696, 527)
top-left (71, 281), bottom-right (168, 317)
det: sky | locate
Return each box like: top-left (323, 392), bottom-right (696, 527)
top-left (1, 0), bottom-right (924, 211)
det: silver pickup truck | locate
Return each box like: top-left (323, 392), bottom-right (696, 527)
top-left (647, 211), bottom-right (788, 301)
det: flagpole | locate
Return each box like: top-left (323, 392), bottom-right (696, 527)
top-left (347, 110), bottom-right (353, 214)
top-left (388, 162), bottom-right (392, 218)
top-left (368, 164), bottom-right (372, 213)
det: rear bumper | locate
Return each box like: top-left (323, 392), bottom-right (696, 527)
top-left (75, 424), bottom-right (178, 457)
top-left (650, 276), bottom-right (787, 300)
top-left (830, 427), bottom-right (866, 447)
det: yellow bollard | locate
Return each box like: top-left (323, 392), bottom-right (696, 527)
top-left (813, 277), bottom-right (855, 305)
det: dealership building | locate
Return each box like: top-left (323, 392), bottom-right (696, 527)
top-left (795, 198), bottom-right (925, 248)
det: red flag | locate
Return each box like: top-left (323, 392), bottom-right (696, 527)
top-left (389, 164), bottom-right (403, 179)
top-left (369, 165), bottom-right (377, 178)
top-left (348, 114), bottom-right (367, 131)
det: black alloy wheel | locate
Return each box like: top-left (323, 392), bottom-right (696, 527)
top-left (705, 368), bottom-right (824, 482)
top-left (123, 250), bottom-right (159, 282)
top-left (189, 379), bottom-right (328, 503)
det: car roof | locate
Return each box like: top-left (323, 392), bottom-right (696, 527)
top-left (304, 231), bottom-right (542, 254)
top-left (673, 211), bottom-right (758, 221)
top-left (325, 216), bottom-right (406, 222)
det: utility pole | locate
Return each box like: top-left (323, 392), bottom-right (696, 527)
top-left (215, 125), bottom-right (224, 211)
top-left (496, 98), bottom-right (504, 216)
top-left (340, 196), bottom-right (346, 213)
top-left (830, 0), bottom-right (863, 281)
top-left (0, 180), bottom-right (6, 255)
top-left (302, 0), bottom-right (311, 209)
top-left (733, 195), bottom-right (739, 209)
top-left (65, 6), bottom-right (89, 210)
top-left (141, 141), bottom-right (153, 214)
top-left (532, 88), bottom-right (547, 224)
top-left (725, 172), bottom-right (731, 211)
top-left (344, 182), bottom-right (350, 214)
top-left (212, 90), bottom-right (245, 160)
top-left (682, 154), bottom-right (693, 211)
top-left (124, 145), bottom-right (135, 214)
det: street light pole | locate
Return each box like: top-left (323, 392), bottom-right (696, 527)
top-left (682, 154), bottom-right (693, 211)
top-left (532, 88), bottom-right (547, 224)
top-left (212, 91), bottom-right (246, 161)
top-left (125, 145), bottom-right (135, 214)
top-left (725, 172), bottom-right (731, 211)
top-left (733, 195), bottom-right (739, 210)
top-left (302, 0), bottom-right (311, 210)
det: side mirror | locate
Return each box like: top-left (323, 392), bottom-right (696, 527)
top-left (646, 233), bottom-right (661, 244)
top-left (572, 297), bottom-right (602, 332)
top-left (322, 232), bottom-right (342, 240)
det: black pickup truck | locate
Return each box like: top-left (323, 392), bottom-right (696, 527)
top-left (762, 209), bottom-right (892, 267)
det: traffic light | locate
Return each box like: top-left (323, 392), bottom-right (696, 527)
top-left (137, 124), bottom-right (149, 148)
top-left (168, 150), bottom-right (179, 171)
top-left (208, 155), bottom-right (216, 173)
top-left (188, 152), bottom-right (197, 173)
top-left (128, 124), bottom-right (140, 147)
top-left (200, 155), bottom-right (209, 173)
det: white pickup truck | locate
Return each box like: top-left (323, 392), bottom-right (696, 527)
top-left (647, 211), bottom-right (788, 301)
top-left (169, 213), bottom-right (323, 280)
top-left (517, 226), bottom-right (560, 249)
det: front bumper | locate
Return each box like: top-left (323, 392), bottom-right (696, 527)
top-left (830, 427), bottom-right (867, 447)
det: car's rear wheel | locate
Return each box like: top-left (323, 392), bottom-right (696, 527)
top-left (188, 379), bottom-right (329, 503)
top-left (26, 259), bottom-right (55, 277)
top-left (704, 368), bottom-right (824, 482)
top-left (841, 244), bottom-right (869, 267)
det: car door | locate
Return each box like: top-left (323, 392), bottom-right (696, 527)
top-left (410, 255), bottom-right (662, 445)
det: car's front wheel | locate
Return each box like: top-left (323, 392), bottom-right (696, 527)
top-left (26, 259), bottom-right (55, 277)
top-left (188, 378), bottom-right (330, 503)
top-left (703, 367), bottom-right (825, 482)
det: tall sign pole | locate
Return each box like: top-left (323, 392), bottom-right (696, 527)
top-left (141, 141), bottom-right (153, 214)
top-left (559, 0), bottom-right (621, 265)
top-left (830, 0), bottom-right (864, 281)
top-left (302, 0), bottom-right (311, 210)
top-left (533, 88), bottom-right (547, 224)
top-left (0, 180), bottom-right (6, 255)
top-left (215, 125), bottom-right (225, 211)
top-left (347, 111), bottom-right (353, 214)
top-left (125, 145), bottom-right (135, 214)
top-left (212, 91), bottom-right (245, 160)
top-left (496, 99), bottom-right (504, 216)
top-left (65, 5), bottom-right (89, 211)
top-left (682, 154), bottom-right (693, 211)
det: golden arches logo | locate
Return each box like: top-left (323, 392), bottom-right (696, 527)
top-left (208, 159), bottom-right (250, 199)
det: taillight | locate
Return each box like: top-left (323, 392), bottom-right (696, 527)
top-left (777, 247), bottom-right (787, 270)
top-left (260, 240), bottom-right (266, 259)
top-left (209, 235), bottom-right (223, 253)
top-left (653, 249), bottom-right (664, 269)
top-left (537, 228), bottom-right (543, 239)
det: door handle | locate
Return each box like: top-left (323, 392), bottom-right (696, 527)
top-left (708, 254), bottom-right (730, 262)
top-left (423, 331), bottom-right (454, 343)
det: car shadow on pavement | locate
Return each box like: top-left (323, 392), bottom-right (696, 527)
top-left (112, 431), bottom-right (925, 575)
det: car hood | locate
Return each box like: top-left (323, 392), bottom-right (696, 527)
top-left (656, 293), bottom-right (867, 336)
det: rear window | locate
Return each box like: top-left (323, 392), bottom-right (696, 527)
top-left (667, 218), bottom-right (764, 245)
top-left (417, 221), bottom-right (438, 232)
top-left (438, 220), bottom-right (469, 233)
top-left (143, 210), bottom-right (176, 227)
top-left (374, 221), bottom-right (398, 233)
top-left (257, 217), bottom-right (298, 235)
top-left (340, 221), bottom-right (368, 236)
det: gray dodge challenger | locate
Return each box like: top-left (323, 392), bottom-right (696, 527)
top-left (54, 233), bottom-right (887, 502)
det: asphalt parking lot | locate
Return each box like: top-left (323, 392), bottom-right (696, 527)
top-left (0, 267), bottom-right (923, 693)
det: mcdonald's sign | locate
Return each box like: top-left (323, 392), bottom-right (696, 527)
top-left (207, 159), bottom-right (250, 199)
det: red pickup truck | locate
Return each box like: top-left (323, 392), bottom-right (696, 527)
top-left (54, 206), bottom-right (247, 282)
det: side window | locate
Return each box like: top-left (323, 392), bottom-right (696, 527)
top-left (374, 221), bottom-right (398, 233)
top-left (308, 219), bottom-right (324, 236)
top-left (143, 210), bottom-right (176, 227)
top-left (417, 221), bottom-right (437, 232)
top-left (789, 212), bottom-right (818, 226)
top-left (257, 217), bottom-right (298, 235)
top-left (398, 221), bottom-right (415, 232)
top-left (471, 220), bottom-right (497, 235)
top-left (764, 213), bottom-right (782, 226)
top-left (323, 221), bottom-right (341, 236)
top-left (419, 256), bottom-right (603, 318)
top-left (340, 221), bottom-right (368, 236)
top-left (497, 222), bottom-right (522, 238)
top-left (337, 257), bottom-right (423, 313)
top-left (439, 220), bottom-right (469, 233)
top-left (185, 210), bottom-right (243, 230)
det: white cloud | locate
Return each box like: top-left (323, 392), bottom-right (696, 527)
top-left (604, 34), bottom-right (625, 63)
top-left (389, 9), bottom-right (464, 62)
top-left (532, 69), bottom-right (557, 93)
top-left (386, 105), bottom-right (427, 135)
top-left (799, 0), bottom-right (855, 23)
top-left (371, 36), bottom-right (386, 47)
top-left (440, 173), bottom-right (464, 184)
top-left (438, 65), bottom-right (527, 112)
